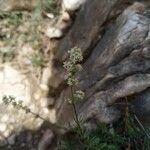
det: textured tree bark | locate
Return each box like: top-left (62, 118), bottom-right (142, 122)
top-left (48, 0), bottom-right (150, 129)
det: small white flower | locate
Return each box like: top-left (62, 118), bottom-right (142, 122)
top-left (74, 90), bottom-right (85, 101)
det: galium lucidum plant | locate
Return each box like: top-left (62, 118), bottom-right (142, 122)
top-left (63, 47), bottom-right (85, 133)
top-left (2, 47), bottom-right (85, 133)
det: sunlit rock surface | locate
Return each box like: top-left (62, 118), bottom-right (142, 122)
top-left (0, 63), bottom-right (55, 146)
top-left (63, 0), bottom-right (86, 11)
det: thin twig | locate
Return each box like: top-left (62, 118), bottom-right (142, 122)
top-left (70, 86), bottom-right (83, 135)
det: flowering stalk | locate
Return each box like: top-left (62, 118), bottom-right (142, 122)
top-left (63, 47), bottom-right (84, 135)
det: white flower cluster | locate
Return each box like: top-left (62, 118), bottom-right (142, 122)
top-left (63, 47), bottom-right (85, 104)
top-left (73, 90), bottom-right (85, 101)
top-left (63, 47), bottom-right (83, 86)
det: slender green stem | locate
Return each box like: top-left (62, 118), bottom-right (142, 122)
top-left (29, 110), bottom-right (68, 131)
top-left (70, 86), bottom-right (83, 135)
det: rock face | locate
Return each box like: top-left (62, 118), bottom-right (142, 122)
top-left (0, 64), bottom-right (42, 139)
top-left (48, 0), bottom-right (150, 129)
top-left (56, 0), bottom-right (120, 61)
top-left (0, 63), bottom-right (56, 148)
top-left (63, 0), bottom-right (87, 11)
